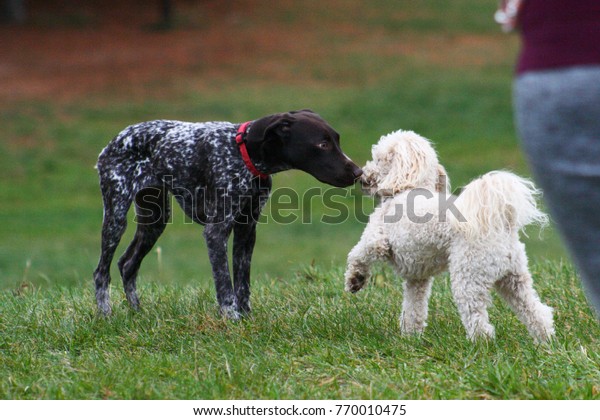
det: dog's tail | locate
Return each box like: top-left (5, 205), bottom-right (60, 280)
top-left (451, 171), bottom-right (548, 241)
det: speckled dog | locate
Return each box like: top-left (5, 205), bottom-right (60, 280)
top-left (94, 110), bottom-right (362, 318)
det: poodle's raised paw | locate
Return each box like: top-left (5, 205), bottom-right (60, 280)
top-left (345, 272), bottom-right (367, 293)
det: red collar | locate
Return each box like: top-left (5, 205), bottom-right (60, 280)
top-left (235, 121), bottom-right (270, 180)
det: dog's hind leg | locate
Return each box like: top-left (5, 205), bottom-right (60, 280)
top-left (93, 181), bottom-right (133, 316)
top-left (449, 264), bottom-right (495, 340)
top-left (118, 187), bottom-right (170, 310)
top-left (495, 271), bottom-right (555, 342)
top-left (400, 277), bottom-right (434, 335)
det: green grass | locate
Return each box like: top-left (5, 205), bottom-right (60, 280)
top-left (0, 0), bottom-right (594, 400)
top-left (1, 261), bottom-right (599, 399)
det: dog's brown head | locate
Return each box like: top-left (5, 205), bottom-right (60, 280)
top-left (246, 110), bottom-right (362, 187)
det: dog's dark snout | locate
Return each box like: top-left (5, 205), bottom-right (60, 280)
top-left (352, 166), bottom-right (363, 180)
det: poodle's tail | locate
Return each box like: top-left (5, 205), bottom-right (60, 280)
top-left (451, 171), bottom-right (548, 241)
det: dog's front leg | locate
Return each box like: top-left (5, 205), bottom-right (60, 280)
top-left (203, 222), bottom-right (240, 319)
top-left (232, 219), bottom-right (257, 315)
top-left (345, 242), bottom-right (373, 293)
top-left (345, 224), bottom-right (390, 293)
top-left (400, 277), bottom-right (434, 335)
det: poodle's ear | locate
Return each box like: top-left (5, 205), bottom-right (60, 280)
top-left (376, 152), bottom-right (410, 195)
top-left (376, 140), bottom-right (431, 194)
top-left (436, 164), bottom-right (450, 193)
top-left (370, 130), bottom-right (442, 195)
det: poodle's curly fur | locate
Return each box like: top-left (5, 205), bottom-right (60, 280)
top-left (345, 130), bottom-right (555, 342)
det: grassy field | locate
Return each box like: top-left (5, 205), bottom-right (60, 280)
top-left (1, 0), bottom-right (598, 399)
top-left (1, 262), bottom-right (599, 399)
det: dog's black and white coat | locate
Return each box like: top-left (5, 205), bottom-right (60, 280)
top-left (94, 110), bottom-right (362, 318)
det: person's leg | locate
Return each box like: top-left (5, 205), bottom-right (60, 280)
top-left (514, 66), bottom-right (600, 315)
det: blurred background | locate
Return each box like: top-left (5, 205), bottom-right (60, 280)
top-left (0, 0), bottom-right (567, 290)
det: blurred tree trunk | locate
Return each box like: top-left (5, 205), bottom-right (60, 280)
top-left (1, 0), bottom-right (26, 24)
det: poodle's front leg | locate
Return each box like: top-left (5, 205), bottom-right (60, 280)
top-left (344, 248), bottom-right (371, 293)
top-left (400, 277), bottom-right (433, 334)
top-left (345, 228), bottom-right (389, 293)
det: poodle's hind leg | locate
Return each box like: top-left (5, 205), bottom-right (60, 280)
top-left (400, 277), bottom-right (434, 335)
top-left (496, 271), bottom-right (555, 342)
top-left (450, 267), bottom-right (495, 341)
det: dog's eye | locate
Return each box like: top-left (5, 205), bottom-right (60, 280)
top-left (317, 140), bottom-right (330, 150)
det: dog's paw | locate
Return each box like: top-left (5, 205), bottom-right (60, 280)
top-left (125, 290), bottom-right (141, 311)
top-left (220, 305), bottom-right (242, 321)
top-left (467, 325), bottom-right (496, 342)
top-left (345, 273), bottom-right (366, 293)
top-left (95, 291), bottom-right (112, 317)
top-left (400, 315), bottom-right (427, 335)
top-left (530, 304), bottom-right (555, 343)
top-left (96, 303), bottom-right (112, 317)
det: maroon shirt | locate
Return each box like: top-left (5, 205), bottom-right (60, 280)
top-left (517, 0), bottom-right (600, 74)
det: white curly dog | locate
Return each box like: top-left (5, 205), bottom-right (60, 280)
top-left (345, 130), bottom-right (555, 342)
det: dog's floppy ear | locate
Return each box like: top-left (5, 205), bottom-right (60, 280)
top-left (247, 112), bottom-right (295, 146)
top-left (376, 151), bottom-right (414, 194)
top-left (374, 131), bottom-right (443, 194)
top-left (264, 112), bottom-right (295, 142)
top-left (376, 140), bottom-right (426, 194)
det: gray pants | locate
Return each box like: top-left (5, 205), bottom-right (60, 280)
top-left (514, 65), bottom-right (600, 315)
